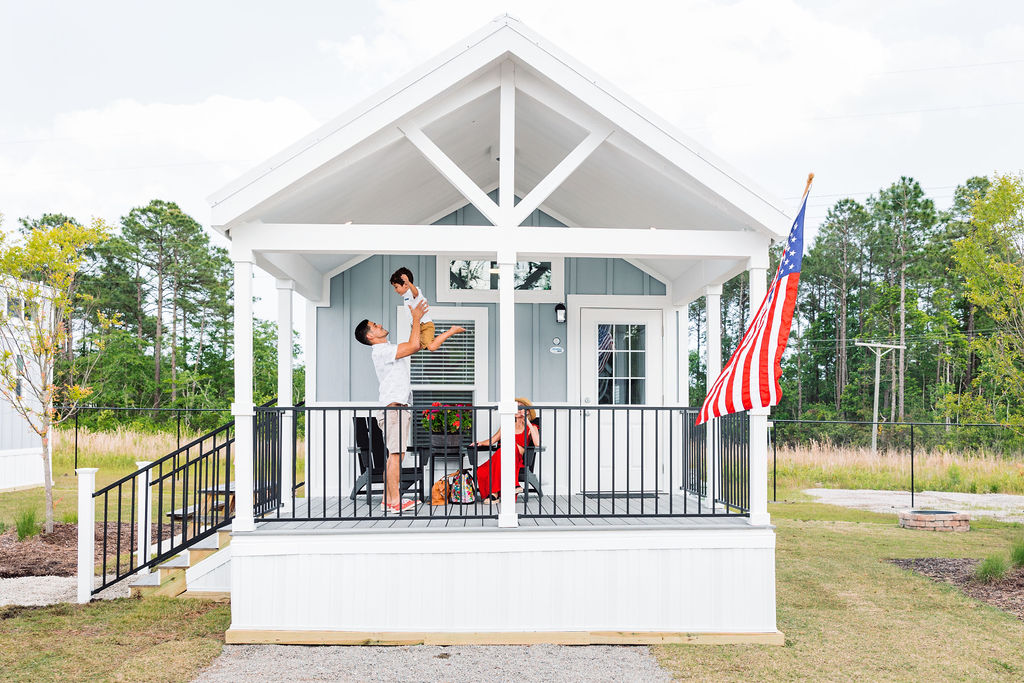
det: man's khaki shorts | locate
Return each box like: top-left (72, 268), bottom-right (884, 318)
top-left (418, 321), bottom-right (436, 350)
top-left (375, 405), bottom-right (411, 456)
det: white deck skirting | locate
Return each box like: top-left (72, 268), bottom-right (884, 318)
top-left (227, 517), bottom-right (777, 644)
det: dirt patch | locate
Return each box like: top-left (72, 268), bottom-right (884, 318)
top-left (0, 523), bottom-right (172, 578)
top-left (890, 558), bottom-right (1024, 620)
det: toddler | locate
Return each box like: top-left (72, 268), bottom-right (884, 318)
top-left (390, 267), bottom-right (464, 351)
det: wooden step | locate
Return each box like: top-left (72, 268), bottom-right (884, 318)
top-left (153, 567), bottom-right (187, 597)
top-left (179, 590), bottom-right (230, 603)
top-left (129, 571), bottom-right (160, 598)
top-left (189, 548), bottom-right (219, 565)
top-left (218, 530), bottom-right (232, 549)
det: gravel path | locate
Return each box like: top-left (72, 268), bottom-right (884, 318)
top-left (0, 575), bottom-right (130, 606)
top-left (804, 488), bottom-right (1024, 522)
top-left (193, 644), bottom-right (671, 682)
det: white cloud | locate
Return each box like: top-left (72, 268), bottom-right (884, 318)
top-left (0, 95), bottom-right (319, 230)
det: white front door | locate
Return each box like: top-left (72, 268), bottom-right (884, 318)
top-left (579, 308), bottom-right (663, 494)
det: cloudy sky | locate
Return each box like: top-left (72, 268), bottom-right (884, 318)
top-left (2, 0), bottom-right (1022, 329)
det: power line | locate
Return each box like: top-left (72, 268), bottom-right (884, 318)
top-left (640, 57), bottom-right (1024, 95)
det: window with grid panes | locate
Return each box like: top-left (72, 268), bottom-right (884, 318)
top-left (596, 323), bottom-right (647, 405)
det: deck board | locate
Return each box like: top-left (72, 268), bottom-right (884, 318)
top-left (253, 491), bottom-right (746, 531)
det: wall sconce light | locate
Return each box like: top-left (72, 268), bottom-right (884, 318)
top-left (554, 303), bottom-right (567, 324)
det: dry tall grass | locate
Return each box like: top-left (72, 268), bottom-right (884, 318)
top-left (53, 428), bottom-right (199, 468)
top-left (777, 441), bottom-right (1024, 494)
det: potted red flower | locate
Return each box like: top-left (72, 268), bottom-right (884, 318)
top-left (420, 402), bottom-right (473, 450)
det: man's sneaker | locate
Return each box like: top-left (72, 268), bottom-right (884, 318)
top-left (383, 499), bottom-right (418, 513)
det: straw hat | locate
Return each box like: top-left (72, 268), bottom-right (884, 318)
top-left (514, 397), bottom-right (537, 423)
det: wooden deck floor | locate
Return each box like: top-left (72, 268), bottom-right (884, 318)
top-left (253, 492), bottom-right (748, 530)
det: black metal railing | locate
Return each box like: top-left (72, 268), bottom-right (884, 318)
top-left (89, 399), bottom-right (275, 594)
top-left (715, 412), bottom-right (750, 512)
top-left (90, 419), bottom-right (236, 593)
top-left (252, 403), bottom-right (751, 522)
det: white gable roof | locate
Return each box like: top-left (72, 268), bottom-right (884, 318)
top-left (209, 16), bottom-right (791, 241)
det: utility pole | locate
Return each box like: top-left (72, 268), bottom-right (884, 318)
top-left (855, 341), bottom-right (906, 453)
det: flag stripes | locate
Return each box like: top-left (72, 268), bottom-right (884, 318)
top-left (696, 183), bottom-right (810, 425)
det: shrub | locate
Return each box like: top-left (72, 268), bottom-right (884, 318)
top-left (61, 511), bottom-right (78, 525)
top-left (1011, 539), bottom-right (1024, 568)
top-left (0, 521), bottom-right (7, 535)
top-left (15, 508), bottom-right (40, 541)
top-left (974, 554), bottom-right (1008, 583)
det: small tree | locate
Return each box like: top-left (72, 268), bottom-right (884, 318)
top-left (0, 219), bottom-right (113, 533)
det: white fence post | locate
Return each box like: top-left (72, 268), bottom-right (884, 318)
top-left (76, 467), bottom-right (98, 603)
top-left (136, 461), bottom-right (152, 573)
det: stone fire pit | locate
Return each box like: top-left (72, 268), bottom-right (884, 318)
top-left (898, 510), bottom-right (970, 532)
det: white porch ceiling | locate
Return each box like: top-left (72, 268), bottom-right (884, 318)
top-left (249, 73), bottom-right (748, 233)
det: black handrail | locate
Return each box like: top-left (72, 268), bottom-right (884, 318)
top-left (90, 399), bottom-right (276, 595)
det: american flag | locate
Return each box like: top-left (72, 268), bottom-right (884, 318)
top-left (696, 179), bottom-right (811, 425)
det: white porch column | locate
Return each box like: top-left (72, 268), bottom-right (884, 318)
top-left (496, 59), bottom-right (518, 528)
top-left (233, 257), bottom-right (256, 531)
top-left (747, 261), bottom-right (770, 525)
top-left (135, 461), bottom-right (152, 574)
top-left (497, 255), bottom-right (518, 528)
top-left (677, 306), bottom-right (690, 406)
top-left (76, 467), bottom-right (97, 603)
top-left (276, 279), bottom-right (294, 512)
top-left (704, 285), bottom-right (722, 507)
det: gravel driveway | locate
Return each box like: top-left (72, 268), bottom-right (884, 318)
top-left (193, 644), bottom-right (671, 682)
top-left (0, 575), bottom-right (130, 606)
top-left (804, 488), bottom-right (1024, 522)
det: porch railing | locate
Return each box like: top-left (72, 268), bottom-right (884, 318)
top-left (89, 416), bottom-right (238, 593)
top-left (252, 404), bottom-right (750, 522)
top-left (88, 399), bottom-right (275, 594)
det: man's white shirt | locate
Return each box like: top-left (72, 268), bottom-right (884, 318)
top-left (371, 342), bottom-right (412, 405)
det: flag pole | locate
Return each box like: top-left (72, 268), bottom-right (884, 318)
top-left (802, 172), bottom-right (814, 201)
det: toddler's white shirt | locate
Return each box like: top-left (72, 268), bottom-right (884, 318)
top-left (401, 290), bottom-right (433, 323)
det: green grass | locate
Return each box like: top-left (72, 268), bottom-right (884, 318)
top-left (0, 597), bottom-right (229, 682)
top-left (14, 508), bottom-right (39, 541)
top-left (975, 554), bottom-right (1010, 583)
top-left (1011, 538), bottom-right (1024, 568)
top-left (654, 500), bottom-right (1024, 680)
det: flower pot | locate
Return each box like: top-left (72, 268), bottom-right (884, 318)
top-left (430, 432), bottom-right (462, 452)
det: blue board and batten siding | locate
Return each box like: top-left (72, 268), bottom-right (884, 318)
top-left (315, 204), bottom-right (666, 404)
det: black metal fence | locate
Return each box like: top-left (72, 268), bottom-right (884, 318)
top-left (65, 405), bottom-right (232, 469)
top-left (770, 418), bottom-right (1024, 507)
top-left (252, 403), bottom-right (751, 522)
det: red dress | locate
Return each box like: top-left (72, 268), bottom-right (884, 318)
top-left (476, 429), bottom-right (526, 499)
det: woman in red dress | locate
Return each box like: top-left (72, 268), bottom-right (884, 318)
top-left (473, 397), bottom-right (539, 500)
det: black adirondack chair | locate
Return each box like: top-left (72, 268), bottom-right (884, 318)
top-left (519, 418), bottom-right (543, 496)
top-left (349, 416), bottom-right (423, 501)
